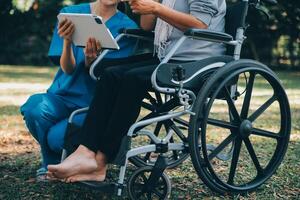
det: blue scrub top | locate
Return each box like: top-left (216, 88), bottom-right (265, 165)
top-left (47, 3), bottom-right (138, 108)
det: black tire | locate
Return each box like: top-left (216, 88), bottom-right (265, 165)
top-left (127, 166), bottom-right (172, 200)
top-left (189, 59), bottom-right (291, 194)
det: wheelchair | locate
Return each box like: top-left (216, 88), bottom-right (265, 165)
top-left (61, 0), bottom-right (291, 199)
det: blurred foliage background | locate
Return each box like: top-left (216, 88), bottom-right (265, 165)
top-left (0, 0), bottom-right (299, 69)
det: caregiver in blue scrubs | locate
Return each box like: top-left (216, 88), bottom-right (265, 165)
top-left (20, 0), bottom-right (137, 180)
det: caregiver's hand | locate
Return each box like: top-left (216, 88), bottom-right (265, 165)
top-left (58, 18), bottom-right (75, 43)
top-left (123, 0), bottom-right (160, 15)
top-left (84, 38), bottom-right (101, 68)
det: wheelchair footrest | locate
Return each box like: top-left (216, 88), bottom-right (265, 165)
top-left (78, 181), bottom-right (117, 193)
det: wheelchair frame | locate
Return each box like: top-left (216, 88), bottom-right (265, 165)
top-left (62, 0), bottom-right (291, 198)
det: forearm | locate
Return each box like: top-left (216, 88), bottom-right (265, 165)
top-left (139, 0), bottom-right (159, 31)
top-left (153, 3), bottom-right (207, 31)
top-left (60, 40), bottom-right (76, 74)
top-left (140, 14), bottom-right (156, 31)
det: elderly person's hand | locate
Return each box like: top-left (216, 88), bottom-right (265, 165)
top-left (58, 18), bottom-right (75, 42)
top-left (84, 37), bottom-right (101, 68)
top-left (123, 0), bottom-right (159, 14)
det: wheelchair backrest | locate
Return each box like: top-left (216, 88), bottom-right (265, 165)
top-left (225, 1), bottom-right (248, 55)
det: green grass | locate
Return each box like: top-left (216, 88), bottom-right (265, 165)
top-left (0, 65), bottom-right (299, 199)
top-left (0, 65), bottom-right (57, 83)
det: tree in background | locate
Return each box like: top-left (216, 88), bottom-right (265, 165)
top-left (0, 0), bottom-right (299, 68)
top-left (0, 0), bottom-right (87, 65)
top-left (244, 0), bottom-right (300, 69)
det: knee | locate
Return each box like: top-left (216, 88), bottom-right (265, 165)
top-left (21, 105), bottom-right (43, 133)
top-left (23, 103), bottom-right (54, 137)
top-left (26, 105), bottom-right (46, 124)
top-left (20, 93), bottom-right (44, 114)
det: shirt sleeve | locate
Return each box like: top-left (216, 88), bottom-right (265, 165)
top-left (188, 0), bottom-right (219, 26)
top-left (48, 8), bottom-right (66, 65)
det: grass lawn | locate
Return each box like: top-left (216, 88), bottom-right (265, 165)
top-left (0, 65), bottom-right (299, 199)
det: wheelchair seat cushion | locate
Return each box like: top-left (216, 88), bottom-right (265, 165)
top-left (156, 56), bottom-right (234, 90)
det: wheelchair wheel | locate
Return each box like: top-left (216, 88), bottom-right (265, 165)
top-left (127, 166), bottom-right (171, 200)
top-left (130, 92), bottom-right (189, 169)
top-left (189, 60), bottom-right (291, 194)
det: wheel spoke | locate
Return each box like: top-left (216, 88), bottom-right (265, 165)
top-left (141, 101), bottom-right (156, 111)
top-left (208, 134), bottom-right (237, 160)
top-left (136, 191), bottom-right (145, 199)
top-left (170, 136), bottom-right (179, 160)
top-left (248, 95), bottom-right (277, 122)
top-left (241, 73), bottom-right (256, 119)
top-left (207, 118), bottom-right (238, 130)
top-left (223, 87), bottom-right (241, 122)
top-left (147, 192), bottom-right (152, 200)
top-left (173, 117), bottom-right (189, 128)
top-left (154, 122), bottom-right (163, 137)
top-left (243, 137), bottom-right (264, 174)
top-left (252, 128), bottom-right (281, 140)
top-left (141, 174), bottom-right (148, 182)
top-left (227, 138), bottom-right (242, 185)
top-left (164, 123), bottom-right (180, 161)
top-left (155, 91), bottom-right (163, 105)
top-left (152, 189), bottom-right (164, 198)
top-left (143, 122), bottom-right (163, 162)
top-left (172, 124), bottom-right (188, 142)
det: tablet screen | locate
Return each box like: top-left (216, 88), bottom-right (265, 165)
top-left (57, 13), bottom-right (120, 50)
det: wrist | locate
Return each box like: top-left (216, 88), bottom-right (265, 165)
top-left (152, 1), bottom-right (162, 15)
top-left (64, 39), bottom-right (72, 46)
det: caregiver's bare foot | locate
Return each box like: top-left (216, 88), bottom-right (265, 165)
top-left (66, 151), bottom-right (107, 183)
top-left (48, 145), bottom-right (97, 179)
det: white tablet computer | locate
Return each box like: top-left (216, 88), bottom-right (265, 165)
top-left (57, 13), bottom-right (120, 50)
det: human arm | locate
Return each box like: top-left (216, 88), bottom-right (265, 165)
top-left (140, 14), bottom-right (157, 31)
top-left (58, 19), bottom-right (76, 74)
top-left (58, 19), bottom-right (101, 72)
top-left (127, 0), bottom-right (209, 31)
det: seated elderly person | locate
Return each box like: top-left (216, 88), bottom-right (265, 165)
top-left (20, 0), bottom-right (137, 180)
top-left (48, 0), bottom-right (226, 183)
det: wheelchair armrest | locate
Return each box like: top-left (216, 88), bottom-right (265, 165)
top-left (119, 28), bottom-right (154, 40)
top-left (184, 28), bottom-right (234, 44)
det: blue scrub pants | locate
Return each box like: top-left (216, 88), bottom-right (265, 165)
top-left (20, 93), bottom-right (86, 168)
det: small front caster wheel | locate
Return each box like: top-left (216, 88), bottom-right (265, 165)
top-left (127, 166), bottom-right (171, 200)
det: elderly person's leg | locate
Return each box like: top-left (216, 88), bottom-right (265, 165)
top-left (48, 63), bottom-right (158, 181)
top-left (96, 64), bottom-right (157, 162)
top-left (47, 63), bottom-right (137, 178)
